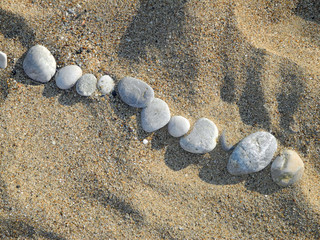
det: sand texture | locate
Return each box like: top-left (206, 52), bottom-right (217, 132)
top-left (0, 0), bottom-right (319, 239)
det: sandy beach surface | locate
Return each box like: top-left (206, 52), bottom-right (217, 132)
top-left (0, 0), bottom-right (319, 239)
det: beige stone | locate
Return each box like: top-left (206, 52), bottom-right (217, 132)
top-left (271, 150), bottom-right (304, 187)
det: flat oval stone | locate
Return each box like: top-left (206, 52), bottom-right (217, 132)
top-left (0, 51), bottom-right (7, 69)
top-left (168, 116), bottom-right (190, 137)
top-left (141, 98), bottom-right (170, 132)
top-left (180, 118), bottom-right (219, 154)
top-left (227, 132), bottom-right (277, 175)
top-left (271, 149), bottom-right (304, 187)
top-left (118, 77), bottom-right (154, 108)
top-left (97, 75), bottom-right (114, 95)
top-left (23, 45), bottom-right (56, 83)
top-left (55, 65), bottom-right (82, 90)
top-left (76, 73), bottom-right (97, 96)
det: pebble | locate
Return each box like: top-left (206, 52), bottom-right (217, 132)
top-left (180, 118), bottom-right (219, 154)
top-left (76, 73), bottom-right (97, 96)
top-left (227, 132), bottom-right (277, 175)
top-left (141, 98), bottom-right (170, 132)
top-left (168, 116), bottom-right (190, 137)
top-left (143, 139), bottom-right (148, 145)
top-left (118, 77), bottom-right (154, 108)
top-left (23, 45), bottom-right (56, 83)
top-left (0, 51), bottom-right (7, 69)
top-left (55, 65), bottom-right (82, 90)
top-left (97, 75), bottom-right (115, 95)
top-left (271, 149), bottom-right (304, 187)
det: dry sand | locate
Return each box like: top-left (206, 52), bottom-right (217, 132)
top-left (0, 0), bottom-right (319, 239)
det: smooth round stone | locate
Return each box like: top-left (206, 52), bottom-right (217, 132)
top-left (227, 132), bottom-right (277, 175)
top-left (271, 150), bottom-right (304, 187)
top-left (118, 77), bottom-right (154, 108)
top-left (168, 116), bottom-right (190, 137)
top-left (76, 74), bottom-right (97, 96)
top-left (141, 98), bottom-right (170, 132)
top-left (55, 65), bottom-right (82, 90)
top-left (97, 75), bottom-right (115, 95)
top-left (180, 118), bottom-right (219, 154)
top-left (0, 51), bottom-right (7, 69)
top-left (23, 45), bottom-right (56, 83)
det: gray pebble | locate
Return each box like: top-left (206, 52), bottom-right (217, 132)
top-left (23, 45), bottom-right (56, 83)
top-left (0, 51), bottom-right (7, 69)
top-left (76, 74), bottom-right (97, 96)
top-left (168, 116), bottom-right (190, 137)
top-left (97, 75), bottom-right (115, 95)
top-left (55, 65), bottom-right (82, 90)
top-left (271, 149), bottom-right (304, 187)
top-left (141, 98), bottom-right (170, 132)
top-left (118, 77), bottom-right (154, 108)
top-left (180, 118), bottom-right (219, 154)
top-left (227, 132), bottom-right (277, 175)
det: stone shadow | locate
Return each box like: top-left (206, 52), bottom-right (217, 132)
top-left (294, 0), bottom-right (320, 24)
top-left (0, 9), bottom-right (35, 47)
top-left (118, 0), bottom-right (199, 104)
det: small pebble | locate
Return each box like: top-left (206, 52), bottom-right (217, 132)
top-left (141, 98), bottom-right (170, 132)
top-left (23, 45), bottom-right (56, 83)
top-left (271, 149), bottom-right (304, 187)
top-left (76, 73), bottom-right (97, 96)
top-left (180, 118), bottom-right (219, 154)
top-left (227, 132), bottom-right (277, 175)
top-left (0, 51), bottom-right (7, 69)
top-left (118, 77), bottom-right (154, 108)
top-left (143, 139), bottom-right (148, 145)
top-left (168, 116), bottom-right (190, 137)
top-left (55, 65), bottom-right (82, 90)
top-left (97, 75), bottom-right (115, 95)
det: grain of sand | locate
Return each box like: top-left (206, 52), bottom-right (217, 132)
top-left (0, 0), bottom-right (319, 239)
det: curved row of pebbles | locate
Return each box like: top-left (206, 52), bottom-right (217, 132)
top-left (1, 44), bottom-right (304, 187)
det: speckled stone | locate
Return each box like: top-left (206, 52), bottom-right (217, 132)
top-left (0, 51), bottom-right (7, 69)
top-left (76, 74), bottom-right (97, 96)
top-left (23, 45), bottom-right (56, 83)
top-left (271, 149), bottom-right (304, 187)
top-left (118, 77), bottom-right (154, 108)
top-left (97, 75), bottom-right (115, 95)
top-left (180, 118), bottom-right (219, 154)
top-left (55, 65), bottom-right (82, 90)
top-left (168, 116), bottom-right (190, 137)
top-left (141, 98), bottom-right (170, 132)
top-left (227, 132), bottom-right (277, 175)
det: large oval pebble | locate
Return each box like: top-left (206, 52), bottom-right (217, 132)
top-left (23, 45), bottom-right (56, 83)
top-left (141, 98), bottom-right (170, 132)
top-left (227, 132), bottom-right (277, 175)
top-left (271, 149), bottom-right (304, 187)
top-left (118, 77), bottom-right (154, 108)
top-left (55, 65), bottom-right (82, 90)
top-left (180, 118), bottom-right (218, 154)
top-left (76, 74), bottom-right (97, 96)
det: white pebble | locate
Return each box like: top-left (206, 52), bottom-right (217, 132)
top-left (55, 65), bottom-right (82, 90)
top-left (143, 139), bottom-right (148, 144)
top-left (168, 116), bottom-right (190, 137)
top-left (97, 75), bottom-right (115, 95)
top-left (0, 51), bottom-right (7, 69)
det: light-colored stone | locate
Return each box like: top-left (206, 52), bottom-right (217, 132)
top-left (97, 75), bottom-right (115, 95)
top-left (227, 132), bottom-right (277, 175)
top-left (55, 65), bottom-right (82, 90)
top-left (271, 149), bottom-right (304, 187)
top-left (141, 98), bottom-right (170, 132)
top-left (180, 118), bottom-right (219, 154)
top-left (168, 116), bottom-right (190, 137)
top-left (118, 77), bottom-right (154, 108)
top-left (0, 51), bottom-right (7, 69)
top-left (76, 74), bottom-right (97, 96)
top-left (23, 45), bottom-right (56, 83)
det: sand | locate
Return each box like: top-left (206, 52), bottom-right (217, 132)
top-left (0, 0), bottom-right (319, 239)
